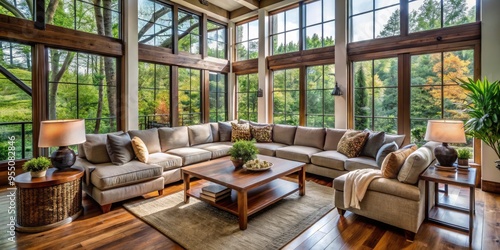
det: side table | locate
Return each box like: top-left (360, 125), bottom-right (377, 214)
top-left (420, 166), bottom-right (476, 244)
top-left (14, 166), bottom-right (84, 233)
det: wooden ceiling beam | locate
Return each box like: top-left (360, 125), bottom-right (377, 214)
top-left (234, 0), bottom-right (259, 10)
top-left (173, 0), bottom-right (229, 21)
top-left (230, 6), bottom-right (254, 20)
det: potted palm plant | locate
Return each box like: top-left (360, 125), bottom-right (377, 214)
top-left (458, 77), bottom-right (500, 169)
top-left (228, 140), bottom-right (259, 168)
top-left (23, 156), bottom-right (52, 177)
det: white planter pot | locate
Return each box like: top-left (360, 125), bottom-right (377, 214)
top-left (31, 170), bottom-right (47, 178)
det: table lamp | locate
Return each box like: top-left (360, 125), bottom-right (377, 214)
top-left (424, 120), bottom-right (466, 167)
top-left (38, 119), bottom-right (86, 170)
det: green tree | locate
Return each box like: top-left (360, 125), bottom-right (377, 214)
top-left (354, 65), bottom-right (369, 130)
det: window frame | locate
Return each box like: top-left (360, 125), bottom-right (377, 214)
top-left (206, 20), bottom-right (227, 59)
top-left (236, 73), bottom-right (259, 122)
top-left (305, 64), bottom-right (336, 128)
top-left (138, 0), bottom-right (173, 48)
top-left (208, 71), bottom-right (228, 122)
top-left (235, 18), bottom-right (259, 61)
top-left (138, 61), bottom-right (171, 129)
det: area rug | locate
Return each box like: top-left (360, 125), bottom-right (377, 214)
top-left (124, 181), bottom-right (334, 250)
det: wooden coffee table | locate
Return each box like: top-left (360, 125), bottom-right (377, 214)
top-left (182, 155), bottom-right (306, 230)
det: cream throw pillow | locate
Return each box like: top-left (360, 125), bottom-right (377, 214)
top-left (381, 145), bottom-right (417, 179)
top-left (131, 136), bottom-right (149, 163)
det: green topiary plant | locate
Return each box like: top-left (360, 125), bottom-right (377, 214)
top-left (457, 148), bottom-right (472, 159)
top-left (23, 157), bottom-right (52, 172)
top-left (228, 140), bottom-right (259, 167)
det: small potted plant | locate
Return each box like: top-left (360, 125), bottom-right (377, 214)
top-left (23, 157), bottom-right (52, 177)
top-left (228, 140), bottom-right (259, 168)
top-left (457, 148), bottom-right (471, 166)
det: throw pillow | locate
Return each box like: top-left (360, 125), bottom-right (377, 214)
top-left (218, 121), bottom-right (233, 142)
top-left (380, 145), bottom-right (417, 179)
top-left (83, 133), bottom-right (113, 164)
top-left (250, 125), bottom-right (273, 142)
top-left (337, 130), bottom-right (369, 158)
top-left (360, 129), bottom-right (386, 158)
top-left (231, 123), bottom-right (251, 142)
top-left (397, 146), bottom-right (434, 184)
top-left (131, 136), bottom-right (149, 163)
top-left (106, 133), bottom-right (135, 165)
top-left (376, 142), bottom-right (399, 167)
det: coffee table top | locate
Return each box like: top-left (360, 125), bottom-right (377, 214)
top-left (182, 155), bottom-right (305, 191)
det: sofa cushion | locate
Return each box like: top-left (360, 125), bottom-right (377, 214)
top-left (345, 157), bottom-right (379, 171)
top-left (311, 151), bottom-right (348, 171)
top-left (148, 152), bottom-right (183, 171)
top-left (167, 147), bottom-right (212, 165)
top-left (218, 121), bottom-right (233, 142)
top-left (250, 121), bottom-right (271, 127)
top-left (251, 125), bottom-right (273, 142)
top-left (158, 126), bottom-right (189, 151)
top-left (255, 142), bottom-right (288, 156)
top-left (210, 123), bottom-right (220, 142)
top-left (91, 161), bottom-right (162, 190)
top-left (337, 130), bottom-right (369, 158)
top-left (294, 126), bottom-right (326, 149)
top-left (107, 133), bottom-right (135, 165)
top-left (333, 174), bottom-right (420, 201)
top-left (193, 142), bottom-right (232, 159)
top-left (381, 145), bottom-right (417, 179)
top-left (360, 130), bottom-right (386, 158)
top-left (231, 123), bottom-right (251, 142)
top-left (323, 129), bottom-right (347, 150)
top-left (385, 134), bottom-right (406, 148)
top-left (83, 134), bottom-right (111, 164)
top-left (188, 124), bottom-right (213, 146)
top-left (128, 128), bottom-right (161, 153)
top-left (398, 142), bottom-right (439, 184)
top-left (273, 124), bottom-right (297, 145)
top-left (131, 136), bottom-right (149, 163)
top-left (376, 142), bottom-right (399, 167)
top-left (275, 145), bottom-right (323, 163)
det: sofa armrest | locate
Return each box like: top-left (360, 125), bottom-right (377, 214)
top-left (75, 157), bottom-right (96, 186)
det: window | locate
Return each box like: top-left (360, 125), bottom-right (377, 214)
top-left (353, 58), bottom-right (398, 134)
top-left (349, 0), bottom-right (400, 42)
top-left (0, 0), bottom-right (32, 19)
top-left (273, 68), bottom-right (300, 125)
top-left (178, 10), bottom-right (200, 54)
top-left (47, 48), bottom-right (118, 133)
top-left (178, 67), bottom-right (201, 125)
top-left (410, 49), bottom-right (474, 148)
top-left (48, 0), bottom-right (121, 38)
top-left (207, 21), bottom-right (227, 59)
top-left (304, 0), bottom-right (335, 49)
top-left (209, 72), bottom-right (227, 122)
top-left (237, 73), bottom-right (258, 122)
top-left (409, 0), bottom-right (476, 33)
top-left (138, 62), bottom-right (170, 129)
top-left (0, 41), bottom-right (33, 160)
top-left (306, 64), bottom-right (335, 127)
top-left (236, 19), bottom-right (258, 61)
top-left (270, 7), bottom-right (300, 55)
top-left (138, 0), bottom-right (173, 48)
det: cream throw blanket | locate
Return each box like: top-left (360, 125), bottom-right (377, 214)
top-left (343, 169), bottom-right (383, 209)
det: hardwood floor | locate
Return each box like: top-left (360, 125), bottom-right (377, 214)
top-left (0, 174), bottom-right (498, 250)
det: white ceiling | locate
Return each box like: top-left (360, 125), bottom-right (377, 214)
top-left (207, 0), bottom-right (247, 11)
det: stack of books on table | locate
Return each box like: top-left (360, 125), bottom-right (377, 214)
top-left (200, 183), bottom-right (231, 202)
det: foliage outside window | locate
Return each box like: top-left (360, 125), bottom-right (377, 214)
top-left (410, 49), bottom-right (474, 149)
top-left (349, 0), bottom-right (400, 42)
top-left (178, 10), bottom-right (200, 54)
top-left (47, 48), bottom-right (118, 133)
top-left (353, 58), bottom-right (398, 134)
top-left (0, 0), bottom-right (33, 19)
top-left (207, 21), bottom-right (227, 59)
top-left (209, 72), bottom-right (227, 122)
top-left (235, 19), bottom-right (258, 61)
top-left (178, 67), bottom-right (201, 126)
top-left (138, 62), bottom-right (170, 129)
top-left (138, 0), bottom-right (173, 48)
top-left (304, 0), bottom-right (335, 49)
top-left (273, 68), bottom-right (300, 125)
top-left (237, 73), bottom-right (258, 122)
top-left (0, 41), bottom-right (33, 160)
top-left (409, 0), bottom-right (476, 33)
top-left (306, 64), bottom-right (335, 128)
top-left (270, 7), bottom-right (299, 55)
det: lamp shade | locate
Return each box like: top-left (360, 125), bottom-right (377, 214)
top-left (38, 119), bottom-right (86, 147)
top-left (424, 120), bottom-right (466, 143)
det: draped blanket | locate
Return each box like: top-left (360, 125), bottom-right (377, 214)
top-left (343, 169), bottom-right (383, 209)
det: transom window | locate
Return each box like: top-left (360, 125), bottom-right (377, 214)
top-left (138, 0), bottom-right (173, 48)
top-left (207, 21), bottom-right (227, 59)
top-left (409, 0), bottom-right (476, 33)
top-left (236, 19), bottom-right (259, 61)
top-left (349, 0), bottom-right (400, 42)
top-left (178, 10), bottom-right (200, 54)
top-left (270, 7), bottom-right (300, 55)
top-left (237, 73), bottom-right (259, 122)
top-left (304, 0), bottom-right (335, 49)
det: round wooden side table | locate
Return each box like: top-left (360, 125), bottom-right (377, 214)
top-left (14, 166), bottom-right (84, 233)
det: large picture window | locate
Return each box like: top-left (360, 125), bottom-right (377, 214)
top-left (273, 68), bottom-right (300, 125)
top-left (235, 19), bottom-right (258, 61)
top-left (178, 10), bottom-right (200, 54)
top-left (138, 62), bottom-right (170, 129)
top-left (209, 72), bottom-right (227, 122)
top-left (207, 21), bottom-right (227, 59)
top-left (178, 67), bottom-right (201, 125)
top-left (237, 73), bottom-right (258, 122)
top-left (270, 7), bottom-right (300, 55)
top-left (304, 0), bottom-right (335, 49)
top-left (353, 58), bottom-right (398, 134)
top-left (138, 0), bottom-right (173, 48)
top-left (306, 64), bottom-right (335, 127)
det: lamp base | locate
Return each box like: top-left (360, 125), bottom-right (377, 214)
top-left (434, 143), bottom-right (457, 167)
top-left (51, 146), bottom-right (76, 170)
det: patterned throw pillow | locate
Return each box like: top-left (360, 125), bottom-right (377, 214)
top-left (337, 130), bottom-right (369, 158)
top-left (231, 123), bottom-right (251, 142)
top-left (381, 145), bottom-right (418, 179)
top-left (250, 125), bottom-right (273, 143)
top-left (131, 136), bottom-right (149, 163)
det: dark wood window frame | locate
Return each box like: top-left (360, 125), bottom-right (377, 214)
top-left (206, 20), bottom-right (228, 60)
top-left (138, 61), bottom-right (171, 129)
top-left (235, 18), bottom-right (259, 61)
top-left (236, 73), bottom-right (259, 122)
top-left (208, 72), bottom-right (228, 122)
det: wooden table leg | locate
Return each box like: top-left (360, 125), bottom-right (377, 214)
top-left (298, 166), bottom-right (305, 196)
top-left (183, 171), bottom-right (190, 203)
top-left (425, 180), bottom-right (429, 220)
top-left (469, 186), bottom-right (474, 244)
top-left (237, 190), bottom-right (248, 230)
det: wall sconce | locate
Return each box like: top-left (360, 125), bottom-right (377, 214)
top-left (331, 82), bottom-right (342, 96)
top-left (257, 88), bottom-right (263, 97)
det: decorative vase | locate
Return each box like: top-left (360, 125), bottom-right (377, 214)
top-left (31, 170), bottom-right (47, 178)
top-left (231, 158), bottom-right (244, 169)
top-left (496, 160), bottom-right (500, 170)
top-left (458, 158), bottom-right (469, 166)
